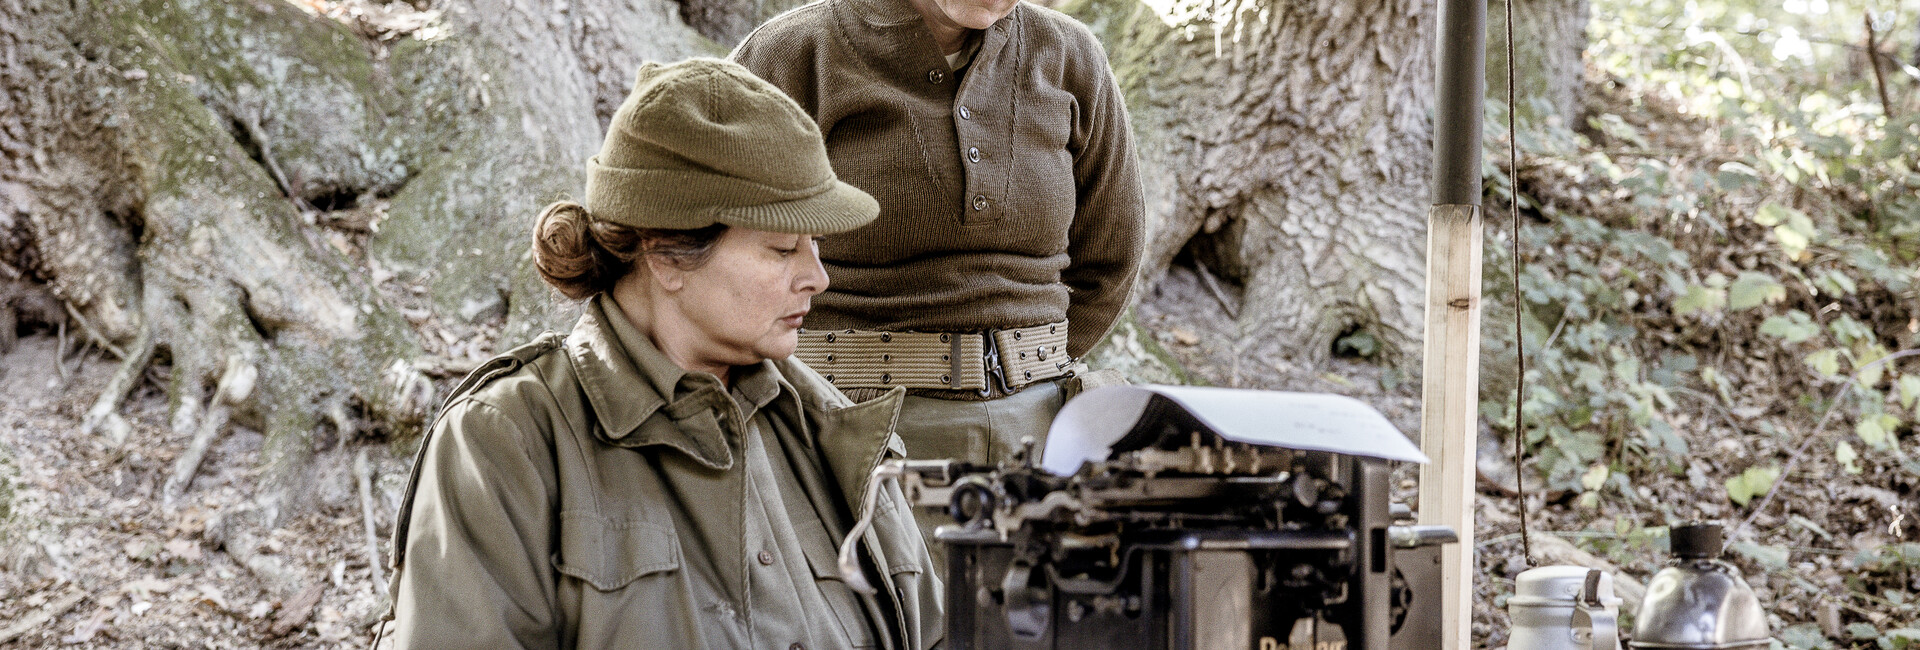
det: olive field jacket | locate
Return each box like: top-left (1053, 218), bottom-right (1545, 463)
top-left (385, 302), bottom-right (943, 649)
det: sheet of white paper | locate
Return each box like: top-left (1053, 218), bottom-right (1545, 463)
top-left (1041, 385), bottom-right (1429, 475)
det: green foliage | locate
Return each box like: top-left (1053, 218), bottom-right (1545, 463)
top-left (1479, 0), bottom-right (1920, 634)
top-left (1724, 465), bottom-right (1780, 506)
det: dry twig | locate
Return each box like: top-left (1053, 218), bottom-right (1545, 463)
top-left (355, 448), bottom-right (385, 590)
top-left (0, 585), bottom-right (88, 644)
top-left (1191, 259), bottom-right (1239, 319)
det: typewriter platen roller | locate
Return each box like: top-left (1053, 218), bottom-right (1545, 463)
top-left (891, 386), bottom-right (1457, 650)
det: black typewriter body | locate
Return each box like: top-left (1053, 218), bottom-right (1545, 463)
top-left (897, 393), bottom-right (1455, 650)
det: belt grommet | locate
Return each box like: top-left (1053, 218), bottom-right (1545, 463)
top-left (1023, 370), bottom-right (1033, 380)
top-left (881, 333), bottom-right (892, 343)
top-left (825, 374), bottom-right (835, 383)
top-left (825, 353), bottom-right (835, 363)
top-left (940, 333), bottom-right (950, 343)
top-left (1012, 331), bottom-right (1022, 340)
top-left (940, 374), bottom-right (951, 384)
top-left (1049, 325), bottom-right (1057, 334)
top-left (882, 353), bottom-right (891, 362)
top-left (1018, 351), bottom-right (1027, 359)
top-left (941, 354), bottom-right (950, 361)
top-left (825, 333), bottom-right (836, 343)
top-left (881, 373), bottom-right (892, 384)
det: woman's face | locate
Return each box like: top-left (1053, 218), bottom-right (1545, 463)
top-left (647, 228), bottom-right (828, 373)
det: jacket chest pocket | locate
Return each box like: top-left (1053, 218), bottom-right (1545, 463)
top-left (552, 511), bottom-right (681, 591)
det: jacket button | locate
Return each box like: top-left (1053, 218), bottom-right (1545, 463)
top-left (928, 69), bottom-right (944, 84)
top-left (967, 147), bottom-right (981, 163)
top-left (758, 550), bottom-right (775, 565)
top-left (958, 105), bottom-right (971, 120)
top-left (972, 194), bottom-right (988, 211)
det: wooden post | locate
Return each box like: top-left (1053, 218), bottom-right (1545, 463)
top-left (1418, 204), bottom-right (1483, 649)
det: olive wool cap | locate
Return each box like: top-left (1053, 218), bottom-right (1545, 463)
top-left (585, 59), bottom-right (878, 234)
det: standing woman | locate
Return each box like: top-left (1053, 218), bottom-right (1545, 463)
top-left (731, 0), bottom-right (1145, 483)
top-left (385, 59), bottom-right (941, 649)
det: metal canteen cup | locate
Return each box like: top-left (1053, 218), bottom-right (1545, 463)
top-left (1509, 566), bottom-right (1623, 650)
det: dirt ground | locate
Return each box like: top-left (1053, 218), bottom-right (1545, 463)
top-left (0, 334), bottom-right (411, 648)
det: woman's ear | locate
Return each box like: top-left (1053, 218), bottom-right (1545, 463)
top-left (643, 254), bottom-right (687, 292)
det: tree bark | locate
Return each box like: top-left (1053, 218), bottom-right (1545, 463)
top-left (1068, 0), bottom-right (1436, 367)
top-left (1486, 0), bottom-right (1589, 126)
top-left (0, 0), bottom-right (720, 518)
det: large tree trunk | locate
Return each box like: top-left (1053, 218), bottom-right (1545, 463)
top-left (1068, 0), bottom-right (1436, 367)
top-left (1487, 0), bottom-right (1588, 125)
top-left (0, 0), bottom-right (723, 520)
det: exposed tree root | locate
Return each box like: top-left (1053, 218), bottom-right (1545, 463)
top-left (80, 324), bottom-right (154, 444)
top-left (163, 353), bottom-right (257, 506)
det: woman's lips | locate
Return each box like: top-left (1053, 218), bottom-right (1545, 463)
top-left (781, 311), bottom-right (808, 328)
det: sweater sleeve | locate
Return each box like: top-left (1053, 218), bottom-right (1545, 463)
top-left (391, 399), bottom-right (560, 650)
top-left (1063, 38), bottom-right (1145, 357)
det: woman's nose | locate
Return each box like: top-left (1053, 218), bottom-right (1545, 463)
top-left (794, 243), bottom-right (829, 295)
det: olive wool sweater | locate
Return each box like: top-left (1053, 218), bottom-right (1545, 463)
top-left (732, 0), bottom-right (1145, 357)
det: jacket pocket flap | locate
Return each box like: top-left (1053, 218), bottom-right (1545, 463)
top-left (553, 511), bottom-right (681, 591)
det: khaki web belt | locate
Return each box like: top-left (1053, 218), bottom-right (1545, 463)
top-left (794, 321), bottom-right (1074, 394)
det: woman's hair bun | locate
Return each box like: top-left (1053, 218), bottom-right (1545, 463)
top-left (531, 201), bottom-right (641, 299)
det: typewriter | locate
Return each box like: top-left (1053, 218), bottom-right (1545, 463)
top-left (887, 386), bottom-right (1456, 650)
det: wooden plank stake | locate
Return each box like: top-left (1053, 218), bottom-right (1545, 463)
top-left (1418, 203), bottom-right (1483, 650)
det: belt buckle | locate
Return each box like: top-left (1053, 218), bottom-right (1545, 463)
top-left (980, 331), bottom-right (1013, 397)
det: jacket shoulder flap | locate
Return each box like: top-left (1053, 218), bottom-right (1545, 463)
top-left (383, 331), bottom-right (568, 600)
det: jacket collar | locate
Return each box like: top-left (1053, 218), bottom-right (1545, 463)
top-left (564, 295), bottom-right (746, 470)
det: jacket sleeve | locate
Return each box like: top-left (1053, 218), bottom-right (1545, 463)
top-left (391, 398), bottom-right (560, 650)
top-left (1063, 39), bottom-right (1146, 358)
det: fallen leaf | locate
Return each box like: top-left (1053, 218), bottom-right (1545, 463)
top-left (59, 606), bottom-right (113, 644)
top-left (1170, 327), bottom-right (1199, 346)
top-left (164, 538), bottom-right (203, 562)
top-left (269, 584), bottom-right (325, 637)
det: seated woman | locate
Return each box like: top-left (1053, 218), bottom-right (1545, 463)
top-left (384, 58), bottom-right (942, 649)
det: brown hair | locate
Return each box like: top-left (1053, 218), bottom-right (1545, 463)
top-left (530, 201), bottom-right (728, 299)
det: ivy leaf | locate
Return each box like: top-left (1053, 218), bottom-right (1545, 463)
top-left (1580, 463), bottom-right (1610, 491)
top-left (1673, 283), bottom-right (1726, 315)
top-left (1806, 348), bottom-right (1843, 377)
top-left (1857, 416), bottom-right (1891, 449)
top-left (1755, 202), bottom-right (1818, 260)
top-left (1898, 375), bottom-right (1920, 410)
top-left (1836, 440), bottom-right (1861, 474)
top-left (1727, 273), bottom-right (1785, 310)
top-left (1729, 540), bottom-right (1790, 569)
top-left (1725, 465), bottom-right (1781, 507)
top-left (1759, 310), bottom-right (1819, 343)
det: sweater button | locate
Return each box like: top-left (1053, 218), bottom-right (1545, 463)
top-left (758, 550), bottom-right (775, 565)
top-left (958, 105), bottom-right (972, 120)
top-left (928, 68), bottom-right (945, 84)
top-left (972, 194), bottom-right (988, 211)
top-left (967, 147), bottom-right (981, 163)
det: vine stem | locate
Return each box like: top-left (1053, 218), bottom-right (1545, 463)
top-left (1504, 0), bottom-right (1533, 568)
top-left (1732, 348), bottom-right (1920, 541)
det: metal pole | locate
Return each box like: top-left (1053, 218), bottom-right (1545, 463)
top-left (1432, 0), bottom-right (1486, 206)
top-left (1418, 0), bottom-right (1487, 647)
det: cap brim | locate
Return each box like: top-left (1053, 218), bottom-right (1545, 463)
top-left (711, 179), bottom-right (879, 235)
